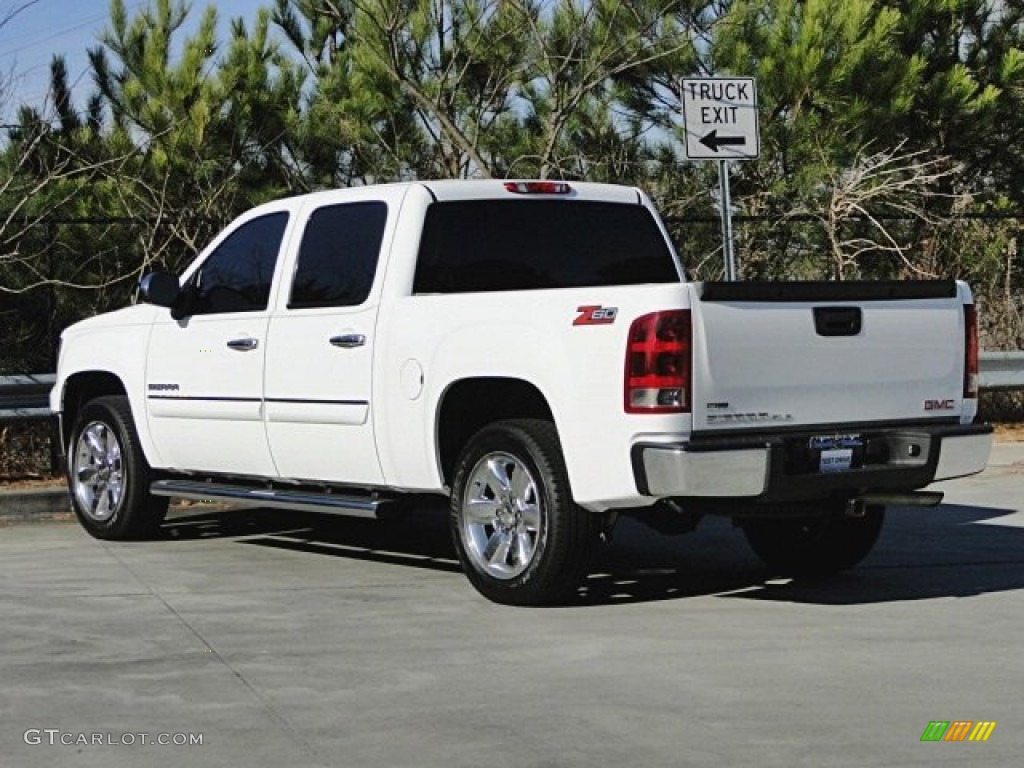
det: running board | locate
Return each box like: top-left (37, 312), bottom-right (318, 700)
top-left (150, 479), bottom-right (387, 519)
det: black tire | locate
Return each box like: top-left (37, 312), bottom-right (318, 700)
top-left (67, 396), bottom-right (168, 540)
top-left (741, 504), bottom-right (885, 576)
top-left (449, 419), bottom-right (595, 606)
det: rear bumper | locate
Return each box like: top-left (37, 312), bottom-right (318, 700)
top-left (632, 423), bottom-right (993, 503)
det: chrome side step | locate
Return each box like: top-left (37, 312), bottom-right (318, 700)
top-left (150, 479), bottom-right (386, 519)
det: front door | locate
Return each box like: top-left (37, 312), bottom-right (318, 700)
top-left (145, 211), bottom-right (290, 476)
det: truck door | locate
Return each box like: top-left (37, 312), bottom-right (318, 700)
top-left (145, 211), bottom-right (290, 476)
top-left (263, 190), bottom-right (401, 485)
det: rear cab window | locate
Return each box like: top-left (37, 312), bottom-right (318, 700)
top-left (413, 200), bottom-right (679, 293)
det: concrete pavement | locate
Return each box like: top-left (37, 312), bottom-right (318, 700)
top-left (0, 444), bottom-right (1022, 767)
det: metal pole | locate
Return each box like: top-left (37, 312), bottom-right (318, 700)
top-left (717, 159), bottom-right (737, 281)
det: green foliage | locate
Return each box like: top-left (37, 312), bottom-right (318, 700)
top-left (0, 0), bottom-right (1022, 373)
top-left (888, 0), bottom-right (1024, 195)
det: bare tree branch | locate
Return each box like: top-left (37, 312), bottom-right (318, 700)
top-left (796, 141), bottom-right (967, 280)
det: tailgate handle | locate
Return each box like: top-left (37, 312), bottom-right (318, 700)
top-left (814, 307), bottom-right (862, 337)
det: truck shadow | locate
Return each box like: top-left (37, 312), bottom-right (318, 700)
top-left (162, 500), bottom-right (464, 574)
top-left (714, 503), bottom-right (1024, 607)
top-left (581, 504), bottom-right (1024, 606)
top-left (160, 502), bottom-right (1024, 606)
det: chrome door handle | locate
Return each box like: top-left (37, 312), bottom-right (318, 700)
top-left (330, 334), bottom-right (366, 349)
top-left (227, 337), bottom-right (259, 351)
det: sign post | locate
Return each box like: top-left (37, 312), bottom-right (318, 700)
top-left (681, 77), bottom-right (759, 281)
top-left (717, 159), bottom-right (736, 281)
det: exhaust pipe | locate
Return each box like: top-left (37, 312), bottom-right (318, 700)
top-left (850, 491), bottom-right (944, 514)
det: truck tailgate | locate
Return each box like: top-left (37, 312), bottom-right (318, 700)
top-left (690, 280), bottom-right (970, 433)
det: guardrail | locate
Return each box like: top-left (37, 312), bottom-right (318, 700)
top-left (2, 353), bottom-right (1023, 423)
top-left (979, 351), bottom-right (1024, 391)
top-left (0, 373), bottom-right (55, 424)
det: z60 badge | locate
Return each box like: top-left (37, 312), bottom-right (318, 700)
top-left (574, 305), bottom-right (618, 325)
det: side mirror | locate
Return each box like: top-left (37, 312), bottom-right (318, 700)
top-left (138, 271), bottom-right (181, 308)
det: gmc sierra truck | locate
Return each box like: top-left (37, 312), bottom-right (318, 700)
top-left (51, 180), bottom-right (993, 604)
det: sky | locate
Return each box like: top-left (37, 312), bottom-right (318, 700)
top-left (0, 0), bottom-right (263, 122)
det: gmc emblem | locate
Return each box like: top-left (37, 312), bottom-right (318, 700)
top-left (924, 399), bottom-right (955, 411)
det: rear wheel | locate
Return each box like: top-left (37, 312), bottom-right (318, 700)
top-left (68, 396), bottom-right (168, 540)
top-left (741, 503), bottom-right (885, 576)
top-left (450, 419), bottom-right (594, 605)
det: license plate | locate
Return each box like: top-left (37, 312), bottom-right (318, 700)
top-left (819, 448), bottom-right (853, 474)
top-left (810, 434), bottom-right (862, 474)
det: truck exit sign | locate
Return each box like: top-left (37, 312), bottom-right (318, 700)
top-left (682, 77), bottom-right (760, 160)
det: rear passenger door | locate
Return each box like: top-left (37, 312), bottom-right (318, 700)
top-left (264, 190), bottom-right (401, 485)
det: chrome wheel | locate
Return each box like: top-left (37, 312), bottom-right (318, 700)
top-left (450, 420), bottom-right (594, 605)
top-left (72, 420), bottom-right (125, 523)
top-left (461, 451), bottom-right (544, 580)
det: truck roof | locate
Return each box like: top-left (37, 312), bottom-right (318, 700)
top-left (250, 180), bottom-right (646, 214)
top-left (420, 179), bottom-right (643, 204)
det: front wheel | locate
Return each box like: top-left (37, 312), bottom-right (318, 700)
top-left (741, 504), bottom-right (885, 576)
top-left (68, 396), bottom-right (168, 540)
top-left (449, 419), bottom-right (594, 605)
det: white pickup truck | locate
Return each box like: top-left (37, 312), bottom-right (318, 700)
top-left (51, 180), bottom-right (993, 604)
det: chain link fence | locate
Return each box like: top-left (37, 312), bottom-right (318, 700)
top-left (1, 215), bottom-right (220, 374)
top-left (3, 212), bottom-right (1021, 371)
top-left (663, 212), bottom-right (1023, 350)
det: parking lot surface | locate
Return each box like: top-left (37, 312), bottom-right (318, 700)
top-left (2, 443), bottom-right (1023, 767)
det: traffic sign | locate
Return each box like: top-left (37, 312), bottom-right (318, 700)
top-left (682, 77), bottom-right (759, 160)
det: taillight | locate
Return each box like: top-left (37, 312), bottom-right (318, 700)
top-left (503, 181), bottom-right (572, 195)
top-left (964, 303), bottom-right (979, 399)
top-left (625, 310), bottom-right (691, 413)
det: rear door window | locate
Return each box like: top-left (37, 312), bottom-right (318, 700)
top-left (413, 200), bottom-right (679, 293)
top-left (289, 202), bottom-right (388, 309)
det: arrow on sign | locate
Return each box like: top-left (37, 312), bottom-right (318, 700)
top-left (699, 130), bottom-right (747, 152)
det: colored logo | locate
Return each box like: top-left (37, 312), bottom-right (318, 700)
top-left (573, 305), bottom-right (618, 326)
top-left (920, 721), bottom-right (996, 742)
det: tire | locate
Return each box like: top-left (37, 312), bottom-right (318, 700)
top-left (67, 396), bottom-right (168, 540)
top-left (741, 504), bottom-right (885, 576)
top-left (449, 419), bottom-right (594, 606)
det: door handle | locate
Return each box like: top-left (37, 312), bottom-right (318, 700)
top-left (330, 334), bottom-right (366, 349)
top-left (227, 337), bottom-right (259, 351)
